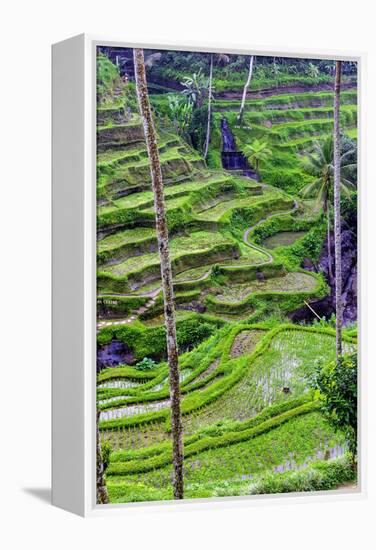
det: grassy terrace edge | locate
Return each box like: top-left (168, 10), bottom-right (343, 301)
top-left (98, 324), bottom-right (356, 430)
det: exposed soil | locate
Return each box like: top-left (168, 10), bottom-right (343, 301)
top-left (196, 358), bottom-right (221, 381)
top-left (230, 329), bottom-right (265, 358)
top-left (217, 80), bottom-right (356, 100)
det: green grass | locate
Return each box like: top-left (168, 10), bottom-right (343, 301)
top-left (213, 272), bottom-right (318, 303)
top-left (346, 127), bottom-right (358, 139)
top-left (194, 190), bottom-right (281, 222)
top-left (183, 327), bottom-right (355, 434)
top-left (106, 411), bottom-right (346, 501)
top-left (100, 231), bottom-right (234, 277)
top-left (98, 227), bottom-right (155, 252)
top-left (97, 144), bottom-right (205, 200)
top-left (213, 89), bottom-right (357, 111)
top-left (262, 231), bottom-right (308, 249)
top-left (216, 104), bottom-right (357, 127)
top-left (174, 264), bottom-right (213, 281)
top-left (98, 325), bottom-right (356, 436)
top-left (267, 117), bottom-right (356, 141)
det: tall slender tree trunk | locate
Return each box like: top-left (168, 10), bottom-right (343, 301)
top-left (238, 56), bottom-right (254, 123)
top-left (326, 204), bottom-right (333, 281)
top-left (133, 48), bottom-right (184, 499)
top-left (203, 54), bottom-right (213, 160)
top-left (333, 60), bottom-right (343, 360)
top-left (96, 410), bottom-right (109, 504)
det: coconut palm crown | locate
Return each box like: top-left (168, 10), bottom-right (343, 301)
top-left (244, 139), bottom-right (272, 171)
top-left (300, 135), bottom-right (356, 280)
top-left (300, 136), bottom-right (356, 208)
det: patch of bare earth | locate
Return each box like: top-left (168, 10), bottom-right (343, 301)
top-left (231, 329), bottom-right (265, 358)
top-left (196, 358), bottom-right (220, 381)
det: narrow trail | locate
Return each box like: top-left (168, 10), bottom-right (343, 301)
top-left (97, 288), bottom-right (160, 330)
top-left (97, 198), bottom-right (299, 330)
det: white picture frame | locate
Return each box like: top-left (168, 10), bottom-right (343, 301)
top-left (52, 34), bottom-right (366, 517)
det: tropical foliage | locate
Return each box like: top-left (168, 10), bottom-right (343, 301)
top-left (181, 68), bottom-right (211, 108)
top-left (167, 95), bottom-right (193, 136)
top-left (244, 139), bottom-right (272, 171)
top-left (300, 136), bottom-right (356, 207)
top-left (310, 352), bottom-right (357, 457)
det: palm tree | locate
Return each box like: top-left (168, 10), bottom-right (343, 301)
top-left (133, 48), bottom-right (184, 499)
top-left (333, 60), bottom-right (343, 360)
top-left (203, 54), bottom-right (214, 160)
top-left (244, 139), bottom-right (272, 172)
top-left (271, 61), bottom-right (280, 77)
top-left (96, 410), bottom-right (109, 504)
top-left (168, 95), bottom-right (193, 136)
top-left (306, 62), bottom-right (320, 82)
top-left (180, 68), bottom-right (209, 108)
top-left (237, 55), bottom-right (254, 124)
top-left (203, 53), bottom-right (229, 159)
top-left (300, 136), bottom-right (355, 282)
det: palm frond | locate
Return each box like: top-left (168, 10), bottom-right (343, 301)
top-left (339, 182), bottom-right (355, 197)
top-left (322, 136), bottom-right (334, 163)
top-left (341, 162), bottom-right (357, 171)
top-left (300, 155), bottom-right (322, 177)
top-left (317, 179), bottom-right (329, 208)
top-left (340, 176), bottom-right (357, 188)
top-left (340, 148), bottom-right (356, 164)
top-left (144, 52), bottom-right (162, 68)
top-left (300, 178), bottom-right (322, 198)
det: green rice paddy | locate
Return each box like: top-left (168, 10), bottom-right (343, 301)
top-left (96, 53), bottom-right (358, 504)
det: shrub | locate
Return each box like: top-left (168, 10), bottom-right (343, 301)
top-left (102, 441), bottom-right (112, 472)
top-left (97, 314), bottom-right (222, 362)
top-left (211, 263), bottom-right (222, 278)
top-left (310, 352), bottom-right (358, 458)
top-left (177, 319), bottom-right (216, 352)
top-left (248, 454), bottom-right (355, 495)
top-left (135, 357), bottom-right (158, 371)
top-left (97, 54), bottom-right (120, 104)
top-left (189, 105), bottom-right (208, 153)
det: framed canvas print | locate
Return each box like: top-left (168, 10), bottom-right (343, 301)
top-left (52, 35), bottom-right (363, 516)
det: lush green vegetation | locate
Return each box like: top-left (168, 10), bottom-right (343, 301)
top-left (96, 49), bottom-right (358, 504)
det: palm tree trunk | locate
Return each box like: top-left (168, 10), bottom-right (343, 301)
top-left (133, 48), bottom-right (184, 499)
top-left (333, 60), bottom-right (343, 360)
top-left (238, 55), bottom-right (254, 124)
top-left (96, 410), bottom-right (109, 504)
top-left (326, 206), bottom-right (333, 281)
top-left (203, 54), bottom-right (213, 160)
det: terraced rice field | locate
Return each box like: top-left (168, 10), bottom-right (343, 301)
top-left (106, 412), bottom-right (346, 502)
top-left (96, 52), bottom-right (357, 504)
top-left (194, 191), bottom-right (279, 222)
top-left (213, 272), bottom-right (318, 303)
top-left (101, 231), bottom-right (233, 277)
top-left (262, 231), bottom-right (308, 249)
top-left (99, 325), bottom-right (356, 502)
top-left (183, 328), bottom-right (356, 434)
